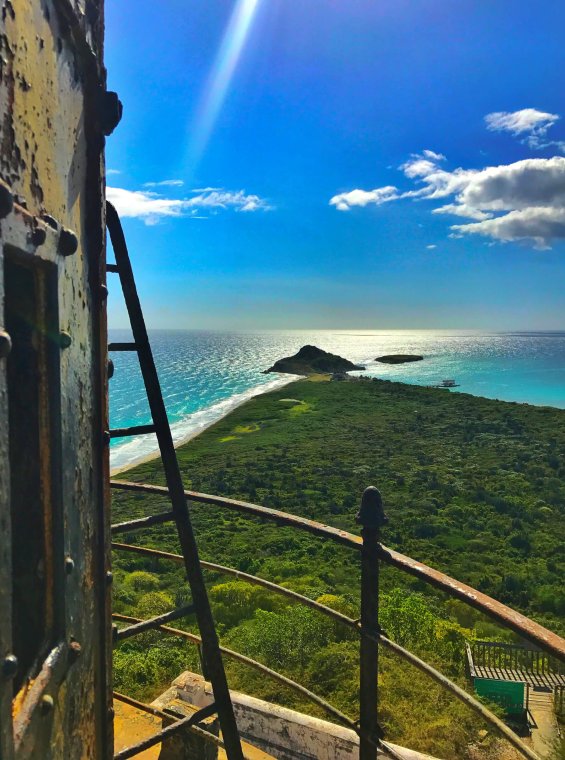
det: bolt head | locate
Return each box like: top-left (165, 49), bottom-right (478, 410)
top-left (32, 227), bottom-right (47, 246)
top-left (59, 332), bottom-right (72, 349)
top-left (107, 359), bottom-right (115, 380)
top-left (0, 330), bottom-right (12, 359)
top-left (2, 654), bottom-right (18, 679)
top-left (106, 571), bottom-right (113, 585)
top-left (0, 181), bottom-right (14, 219)
top-left (41, 214), bottom-right (58, 230)
top-left (65, 556), bottom-right (75, 574)
top-left (40, 694), bottom-right (54, 714)
top-left (68, 641), bottom-right (82, 661)
top-left (58, 227), bottom-right (78, 256)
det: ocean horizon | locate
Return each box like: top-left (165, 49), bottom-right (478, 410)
top-left (109, 328), bottom-right (565, 470)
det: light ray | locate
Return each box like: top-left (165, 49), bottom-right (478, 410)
top-left (188, 0), bottom-right (261, 168)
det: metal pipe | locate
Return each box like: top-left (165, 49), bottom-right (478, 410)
top-left (112, 613), bottom-right (361, 737)
top-left (113, 691), bottom-right (223, 749)
top-left (114, 703), bottom-right (217, 760)
top-left (357, 487), bottom-right (387, 759)
top-left (111, 511), bottom-right (175, 535)
top-left (111, 541), bottom-right (541, 760)
top-left (115, 604), bottom-right (195, 641)
top-left (109, 479), bottom-right (565, 662)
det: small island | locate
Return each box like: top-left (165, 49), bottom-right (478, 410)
top-left (375, 354), bottom-right (424, 364)
top-left (264, 345), bottom-right (365, 375)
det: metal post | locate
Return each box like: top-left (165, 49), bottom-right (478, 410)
top-left (357, 486), bottom-right (387, 760)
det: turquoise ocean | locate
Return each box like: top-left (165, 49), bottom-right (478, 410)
top-left (109, 330), bottom-right (565, 470)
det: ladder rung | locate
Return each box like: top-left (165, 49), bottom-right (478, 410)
top-left (114, 604), bottom-right (196, 641)
top-left (111, 512), bottom-right (175, 535)
top-left (107, 263), bottom-right (120, 272)
top-left (109, 424), bottom-right (156, 439)
top-left (108, 342), bottom-right (137, 352)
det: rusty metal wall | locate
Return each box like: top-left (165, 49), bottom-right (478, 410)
top-left (0, 0), bottom-right (111, 757)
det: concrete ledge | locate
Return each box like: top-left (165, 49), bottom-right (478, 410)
top-left (164, 672), bottom-right (440, 760)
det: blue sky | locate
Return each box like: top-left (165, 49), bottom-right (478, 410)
top-left (105, 0), bottom-right (565, 330)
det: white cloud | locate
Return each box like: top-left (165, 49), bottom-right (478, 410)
top-left (106, 168), bottom-right (121, 175)
top-left (330, 146), bottom-right (565, 248)
top-left (143, 179), bottom-right (185, 188)
top-left (485, 108), bottom-right (558, 136)
top-left (422, 149), bottom-right (446, 161)
top-left (329, 186), bottom-right (399, 211)
top-left (485, 108), bottom-right (561, 149)
top-left (107, 186), bottom-right (271, 224)
top-left (451, 206), bottom-right (565, 250)
top-left (433, 203), bottom-right (492, 221)
top-left (426, 244), bottom-right (437, 249)
top-left (191, 186), bottom-right (223, 193)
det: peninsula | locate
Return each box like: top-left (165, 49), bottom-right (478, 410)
top-left (264, 344), bottom-right (365, 375)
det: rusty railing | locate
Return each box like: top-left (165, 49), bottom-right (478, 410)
top-left (110, 479), bottom-right (565, 760)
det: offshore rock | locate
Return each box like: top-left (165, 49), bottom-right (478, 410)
top-left (264, 345), bottom-right (365, 375)
top-left (375, 354), bottom-right (424, 364)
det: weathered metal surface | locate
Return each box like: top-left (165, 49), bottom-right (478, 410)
top-left (0, 179), bottom-right (13, 760)
top-left (110, 480), bottom-right (565, 662)
top-left (106, 202), bottom-right (244, 760)
top-left (112, 542), bottom-right (541, 760)
top-left (357, 488), bottom-right (386, 759)
top-left (109, 424), bottom-right (157, 439)
top-left (111, 511), bottom-right (175, 534)
top-left (115, 605), bottom-right (196, 642)
top-left (0, 0), bottom-right (111, 757)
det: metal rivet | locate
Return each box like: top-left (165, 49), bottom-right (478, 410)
top-left (59, 332), bottom-right (72, 349)
top-left (103, 430), bottom-right (111, 445)
top-left (99, 284), bottom-right (108, 300)
top-left (112, 624), bottom-right (118, 643)
top-left (106, 571), bottom-right (113, 585)
top-left (2, 654), bottom-right (18, 679)
top-left (32, 227), bottom-right (47, 246)
top-left (69, 641), bottom-right (82, 661)
top-left (0, 330), bottom-right (12, 359)
top-left (40, 694), bottom-right (54, 714)
top-left (58, 227), bottom-right (78, 256)
top-left (0, 181), bottom-right (14, 219)
top-left (108, 359), bottom-right (114, 380)
top-left (41, 214), bottom-right (58, 230)
top-left (65, 556), bottom-right (75, 574)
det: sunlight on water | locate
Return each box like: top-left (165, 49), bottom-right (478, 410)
top-left (109, 330), bottom-right (565, 469)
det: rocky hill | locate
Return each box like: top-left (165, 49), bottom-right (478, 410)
top-left (264, 345), bottom-right (365, 375)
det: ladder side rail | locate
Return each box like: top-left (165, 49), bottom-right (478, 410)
top-left (106, 202), bottom-right (244, 760)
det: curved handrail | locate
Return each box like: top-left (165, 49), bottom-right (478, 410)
top-left (112, 541), bottom-right (540, 760)
top-left (110, 479), bottom-right (565, 662)
top-left (112, 614), bottom-right (364, 743)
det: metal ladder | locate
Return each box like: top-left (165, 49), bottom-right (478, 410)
top-left (106, 201), bottom-right (244, 760)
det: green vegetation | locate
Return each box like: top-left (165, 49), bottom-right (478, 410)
top-left (112, 377), bottom-right (565, 758)
top-left (264, 344), bottom-right (365, 374)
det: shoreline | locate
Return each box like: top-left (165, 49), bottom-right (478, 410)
top-left (110, 373), bottom-right (300, 476)
top-left (110, 371), bottom-right (565, 477)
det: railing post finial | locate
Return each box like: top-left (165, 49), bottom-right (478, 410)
top-left (356, 486), bottom-right (387, 529)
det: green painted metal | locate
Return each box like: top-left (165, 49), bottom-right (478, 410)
top-left (474, 678), bottom-right (525, 716)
